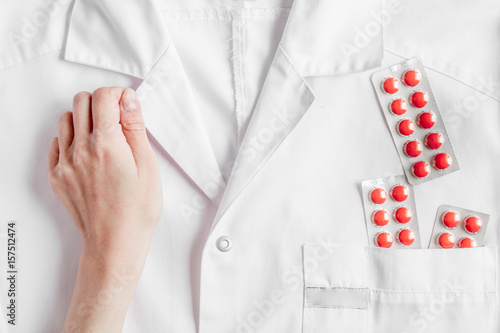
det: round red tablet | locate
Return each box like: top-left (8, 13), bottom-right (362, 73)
top-left (411, 161), bottom-right (430, 178)
top-left (396, 119), bottom-right (415, 136)
top-left (464, 216), bottom-right (482, 234)
top-left (369, 188), bottom-right (387, 205)
top-left (417, 111), bottom-right (436, 129)
top-left (438, 232), bottom-right (455, 249)
top-left (375, 231), bottom-right (393, 248)
top-left (459, 237), bottom-right (477, 248)
top-left (389, 98), bottom-right (408, 115)
top-left (394, 206), bottom-right (412, 224)
top-left (441, 211), bottom-right (460, 229)
top-left (402, 69), bottom-right (421, 87)
top-left (433, 153), bottom-right (452, 170)
top-left (397, 228), bottom-right (415, 246)
top-left (403, 140), bottom-right (423, 158)
top-left (410, 91), bottom-right (429, 108)
top-left (424, 132), bottom-right (444, 150)
top-left (382, 77), bottom-right (400, 94)
top-left (372, 209), bottom-right (390, 227)
top-left (391, 185), bottom-right (409, 202)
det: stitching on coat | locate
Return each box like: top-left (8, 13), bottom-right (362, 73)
top-left (65, 49), bottom-right (144, 79)
top-left (162, 8), bottom-right (290, 21)
top-left (231, 11), bottom-right (244, 146)
top-left (0, 48), bottom-right (64, 72)
top-left (370, 289), bottom-right (497, 295)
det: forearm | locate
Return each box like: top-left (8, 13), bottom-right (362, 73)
top-left (62, 245), bottom-right (150, 333)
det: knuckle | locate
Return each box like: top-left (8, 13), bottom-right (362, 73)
top-left (121, 118), bottom-right (146, 132)
top-left (59, 111), bottom-right (73, 125)
top-left (48, 168), bottom-right (59, 189)
top-left (92, 87), bottom-right (111, 103)
top-left (72, 141), bottom-right (90, 163)
top-left (89, 130), bottom-right (110, 158)
top-left (73, 91), bottom-right (91, 105)
top-left (53, 163), bottom-right (71, 182)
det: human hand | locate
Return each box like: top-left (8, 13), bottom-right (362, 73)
top-left (48, 87), bottom-right (162, 264)
top-left (48, 87), bottom-right (162, 332)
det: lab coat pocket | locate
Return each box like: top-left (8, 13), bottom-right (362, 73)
top-left (302, 245), bottom-right (498, 333)
top-left (369, 247), bottom-right (498, 333)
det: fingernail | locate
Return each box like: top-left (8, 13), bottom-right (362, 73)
top-left (122, 88), bottom-right (138, 112)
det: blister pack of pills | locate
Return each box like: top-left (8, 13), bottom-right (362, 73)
top-left (361, 175), bottom-right (421, 248)
top-left (371, 57), bottom-right (459, 185)
top-left (429, 205), bottom-right (490, 249)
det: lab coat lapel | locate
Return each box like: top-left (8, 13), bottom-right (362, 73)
top-left (212, 0), bottom-right (384, 226)
top-left (63, 0), bottom-right (225, 205)
top-left (213, 46), bottom-right (315, 225)
top-left (136, 44), bottom-right (226, 205)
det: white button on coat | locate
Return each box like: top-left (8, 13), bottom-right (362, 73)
top-left (216, 236), bottom-right (232, 252)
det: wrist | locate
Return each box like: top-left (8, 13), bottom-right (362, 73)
top-left (81, 226), bottom-right (154, 273)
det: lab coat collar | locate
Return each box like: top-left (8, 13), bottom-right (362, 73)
top-left (64, 0), bottom-right (226, 205)
top-left (63, 0), bottom-right (383, 209)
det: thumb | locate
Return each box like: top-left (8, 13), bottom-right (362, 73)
top-left (119, 88), bottom-right (152, 166)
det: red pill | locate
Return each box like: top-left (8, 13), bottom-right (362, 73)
top-left (411, 161), bottom-right (430, 178)
top-left (403, 140), bottom-right (423, 158)
top-left (397, 228), bottom-right (415, 246)
top-left (394, 206), bottom-right (412, 224)
top-left (369, 188), bottom-right (387, 205)
top-left (424, 132), bottom-right (444, 150)
top-left (442, 211), bottom-right (460, 229)
top-left (372, 209), bottom-right (390, 226)
top-left (396, 119), bottom-right (415, 136)
top-left (458, 237), bottom-right (477, 248)
top-left (410, 91), bottom-right (429, 108)
top-left (389, 98), bottom-right (408, 115)
top-left (375, 231), bottom-right (393, 248)
top-left (433, 153), bottom-right (452, 170)
top-left (382, 77), bottom-right (400, 94)
top-left (391, 185), bottom-right (409, 202)
top-left (417, 111), bottom-right (436, 129)
top-left (438, 232), bottom-right (455, 249)
top-left (464, 216), bottom-right (482, 234)
top-left (402, 69), bottom-right (421, 87)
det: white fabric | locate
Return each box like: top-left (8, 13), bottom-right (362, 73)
top-left (1, 0), bottom-right (500, 332)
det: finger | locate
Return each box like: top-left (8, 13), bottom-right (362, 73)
top-left (58, 112), bottom-right (74, 158)
top-left (91, 87), bottom-right (125, 132)
top-left (72, 91), bottom-right (92, 139)
top-left (47, 137), bottom-right (59, 170)
top-left (119, 88), bottom-right (153, 170)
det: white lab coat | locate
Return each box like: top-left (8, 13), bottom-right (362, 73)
top-left (1, 0), bottom-right (499, 332)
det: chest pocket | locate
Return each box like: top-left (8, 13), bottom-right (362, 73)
top-left (302, 245), bottom-right (498, 333)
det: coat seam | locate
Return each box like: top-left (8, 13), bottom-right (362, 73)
top-left (0, 48), bottom-right (64, 72)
